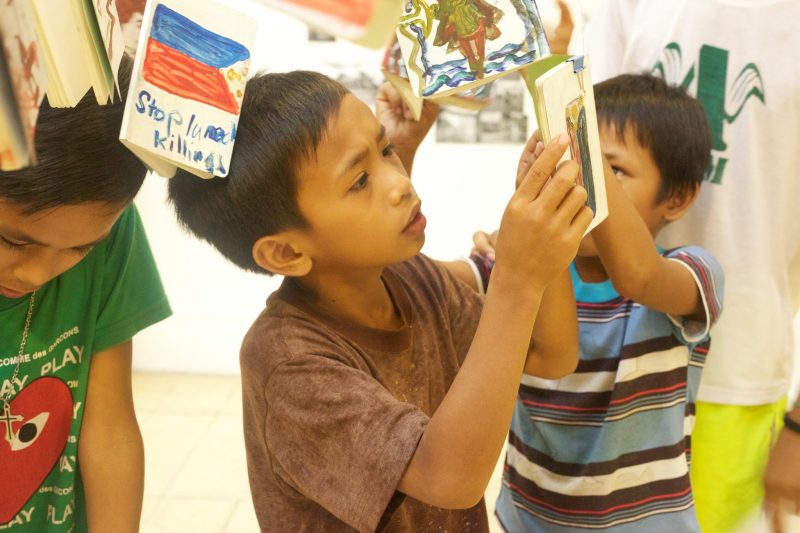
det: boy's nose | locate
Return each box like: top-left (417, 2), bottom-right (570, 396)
top-left (388, 173), bottom-right (413, 206)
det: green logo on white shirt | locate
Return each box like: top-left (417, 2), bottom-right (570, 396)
top-left (653, 43), bottom-right (765, 185)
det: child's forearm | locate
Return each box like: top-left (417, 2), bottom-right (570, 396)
top-left (593, 161), bottom-right (701, 316)
top-left (399, 271), bottom-right (545, 508)
top-left (523, 268), bottom-right (579, 378)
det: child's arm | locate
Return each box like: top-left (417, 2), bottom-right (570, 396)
top-left (397, 138), bottom-right (592, 508)
top-left (78, 341), bottom-right (144, 532)
top-left (592, 157), bottom-right (705, 318)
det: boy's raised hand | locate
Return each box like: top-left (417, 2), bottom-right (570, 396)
top-left (375, 82), bottom-right (439, 175)
top-left (493, 135), bottom-right (592, 293)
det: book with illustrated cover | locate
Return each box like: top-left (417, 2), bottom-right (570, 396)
top-left (381, 35), bottom-right (494, 121)
top-left (525, 54), bottom-right (608, 233)
top-left (119, 0), bottom-right (256, 179)
top-left (396, 0), bottom-right (552, 100)
top-left (0, 0), bottom-right (46, 170)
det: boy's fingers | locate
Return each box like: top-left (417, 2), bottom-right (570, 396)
top-left (517, 135), bottom-right (570, 200)
top-left (471, 231), bottom-right (496, 255)
top-left (535, 159), bottom-right (580, 213)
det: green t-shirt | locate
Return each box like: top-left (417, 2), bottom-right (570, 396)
top-left (0, 205), bottom-right (171, 532)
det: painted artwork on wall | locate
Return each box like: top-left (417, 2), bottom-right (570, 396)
top-left (397, 0), bottom-right (550, 98)
top-left (120, 0), bottom-right (256, 178)
top-left (260, 0), bottom-right (406, 48)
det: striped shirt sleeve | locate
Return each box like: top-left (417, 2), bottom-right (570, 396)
top-left (664, 246), bottom-right (725, 345)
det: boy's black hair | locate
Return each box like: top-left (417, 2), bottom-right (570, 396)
top-left (0, 55), bottom-right (147, 214)
top-left (594, 73), bottom-right (711, 203)
top-left (167, 71), bottom-right (349, 274)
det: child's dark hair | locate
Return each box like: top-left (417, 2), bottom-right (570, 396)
top-left (594, 73), bottom-right (711, 203)
top-left (0, 55), bottom-right (147, 214)
top-left (167, 71), bottom-right (349, 274)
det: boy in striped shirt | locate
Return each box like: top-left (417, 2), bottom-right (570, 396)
top-left (473, 73), bottom-right (724, 531)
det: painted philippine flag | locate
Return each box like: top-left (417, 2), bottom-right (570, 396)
top-left (143, 4), bottom-right (250, 115)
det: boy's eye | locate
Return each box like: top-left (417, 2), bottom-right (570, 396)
top-left (382, 143), bottom-right (396, 157)
top-left (0, 235), bottom-right (28, 252)
top-left (350, 173), bottom-right (369, 192)
top-left (611, 166), bottom-right (625, 177)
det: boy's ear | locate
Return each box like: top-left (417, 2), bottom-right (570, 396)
top-left (252, 233), bottom-right (312, 277)
top-left (663, 183), bottom-right (701, 223)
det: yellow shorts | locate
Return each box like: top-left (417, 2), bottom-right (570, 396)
top-left (690, 398), bottom-right (786, 532)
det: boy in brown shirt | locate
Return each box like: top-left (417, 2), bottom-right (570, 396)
top-left (167, 71), bottom-right (592, 532)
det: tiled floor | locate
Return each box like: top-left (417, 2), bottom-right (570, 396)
top-left (134, 373), bottom-right (800, 533)
top-left (133, 372), bottom-right (507, 532)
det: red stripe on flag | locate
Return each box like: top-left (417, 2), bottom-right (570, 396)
top-left (143, 38), bottom-right (239, 114)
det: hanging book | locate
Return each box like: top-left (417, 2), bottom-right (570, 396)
top-left (260, 0), bottom-right (406, 49)
top-left (0, 0), bottom-right (47, 170)
top-left (119, 0), bottom-right (256, 179)
top-left (28, 0), bottom-right (123, 107)
top-left (525, 54), bottom-right (608, 233)
top-left (397, 0), bottom-right (551, 99)
top-left (381, 35), bottom-right (494, 121)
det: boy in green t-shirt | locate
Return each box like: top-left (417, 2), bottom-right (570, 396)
top-left (0, 61), bottom-right (171, 531)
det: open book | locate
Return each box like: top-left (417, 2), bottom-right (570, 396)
top-left (0, 0), bottom-right (46, 171)
top-left (525, 54), bottom-right (608, 233)
top-left (119, 0), bottom-right (256, 179)
top-left (28, 0), bottom-right (125, 107)
top-left (381, 35), bottom-right (494, 121)
top-left (396, 0), bottom-right (550, 100)
top-left (259, 0), bottom-right (406, 49)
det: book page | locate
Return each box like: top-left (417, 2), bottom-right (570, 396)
top-left (91, 0), bottom-right (126, 93)
top-left (30, 0), bottom-right (94, 107)
top-left (397, 0), bottom-right (551, 99)
top-left (120, 0), bottom-right (256, 178)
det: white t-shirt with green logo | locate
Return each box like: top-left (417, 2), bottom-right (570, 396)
top-left (584, 0), bottom-right (800, 405)
top-left (0, 205), bottom-right (171, 531)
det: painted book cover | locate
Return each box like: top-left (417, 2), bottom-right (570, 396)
top-left (262, 0), bottom-right (406, 48)
top-left (526, 54), bottom-right (607, 233)
top-left (120, 0), bottom-right (256, 178)
top-left (397, 0), bottom-right (550, 99)
top-left (382, 34), bottom-right (494, 121)
top-left (0, 0), bottom-right (47, 170)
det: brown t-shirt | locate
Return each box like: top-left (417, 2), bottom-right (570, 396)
top-left (240, 255), bottom-right (489, 532)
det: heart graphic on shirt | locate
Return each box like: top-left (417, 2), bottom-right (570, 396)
top-left (0, 377), bottom-right (73, 523)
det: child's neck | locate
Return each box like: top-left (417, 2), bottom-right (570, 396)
top-left (573, 255), bottom-right (609, 283)
top-left (292, 267), bottom-right (403, 330)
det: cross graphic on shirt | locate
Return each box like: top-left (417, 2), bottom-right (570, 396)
top-left (0, 403), bottom-right (22, 442)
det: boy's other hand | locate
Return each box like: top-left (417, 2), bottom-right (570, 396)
top-left (472, 229), bottom-right (498, 260)
top-left (547, 0), bottom-right (575, 56)
top-left (375, 82), bottom-right (439, 173)
top-left (494, 135), bottom-right (592, 294)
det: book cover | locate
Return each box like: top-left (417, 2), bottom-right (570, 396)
top-left (526, 54), bottom-right (608, 233)
top-left (382, 34), bottom-right (495, 121)
top-left (0, 0), bottom-right (46, 170)
top-left (120, 0), bottom-right (256, 179)
top-left (397, 0), bottom-right (550, 99)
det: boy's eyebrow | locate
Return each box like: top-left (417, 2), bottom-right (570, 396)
top-left (0, 227), bottom-right (111, 250)
top-left (337, 126), bottom-right (387, 181)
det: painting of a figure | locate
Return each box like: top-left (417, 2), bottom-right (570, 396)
top-left (398, 0), bottom-right (549, 98)
top-left (433, 0), bottom-right (503, 79)
top-left (566, 96), bottom-right (597, 214)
